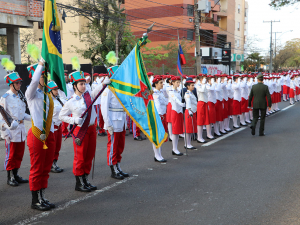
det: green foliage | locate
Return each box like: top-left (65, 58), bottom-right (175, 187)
top-left (70, 0), bottom-right (137, 66)
top-left (275, 38), bottom-right (300, 69)
top-left (270, 0), bottom-right (300, 8)
top-left (240, 52), bottom-right (265, 71)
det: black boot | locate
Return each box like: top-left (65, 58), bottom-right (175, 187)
top-left (83, 174), bottom-right (97, 190)
top-left (12, 168), bottom-right (28, 183)
top-left (40, 188), bottom-right (55, 208)
top-left (75, 176), bottom-right (91, 192)
top-left (50, 160), bottom-right (64, 173)
top-left (116, 162), bottom-right (129, 177)
top-left (7, 170), bottom-right (18, 186)
top-left (31, 190), bottom-right (51, 211)
top-left (110, 165), bottom-right (124, 180)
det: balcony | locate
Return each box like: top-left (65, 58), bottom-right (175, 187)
top-left (201, 17), bottom-right (219, 27)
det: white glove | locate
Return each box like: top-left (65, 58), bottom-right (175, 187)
top-left (40, 57), bottom-right (45, 64)
top-left (188, 110), bottom-right (193, 116)
top-left (255, 77), bottom-right (258, 83)
top-left (180, 103), bottom-right (186, 107)
top-left (103, 77), bottom-right (111, 85)
top-left (224, 78), bottom-right (228, 81)
top-left (202, 78), bottom-right (207, 84)
top-left (75, 118), bottom-right (84, 126)
top-left (250, 78), bottom-right (253, 83)
top-left (3, 120), bottom-right (18, 130)
top-left (1, 129), bottom-right (11, 144)
top-left (211, 78), bottom-right (215, 84)
top-left (228, 79), bottom-right (232, 84)
top-left (217, 78), bottom-right (221, 83)
top-left (107, 126), bottom-right (114, 135)
top-left (237, 78), bottom-right (241, 83)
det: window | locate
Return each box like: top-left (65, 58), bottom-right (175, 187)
top-left (38, 21), bottom-right (43, 29)
top-left (238, 4), bottom-right (240, 13)
top-left (245, 9), bottom-right (247, 17)
top-left (187, 29), bottom-right (194, 40)
top-left (187, 5), bottom-right (194, 17)
top-left (237, 22), bottom-right (240, 31)
top-left (237, 40), bottom-right (240, 48)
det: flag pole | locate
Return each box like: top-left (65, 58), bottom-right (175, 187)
top-left (177, 29), bottom-right (188, 156)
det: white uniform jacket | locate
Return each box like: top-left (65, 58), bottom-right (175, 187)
top-left (207, 83), bottom-right (217, 103)
top-left (169, 88), bottom-right (183, 113)
top-left (232, 82), bottom-right (241, 101)
top-left (101, 88), bottom-right (126, 132)
top-left (59, 83), bottom-right (104, 127)
top-left (0, 90), bottom-right (31, 142)
top-left (25, 65), bottom-right (54, 133)
top-left (215, 82), bottom-right (223, 101)
top-left (221, 81), bottom-right (229, 101)
top-left (240, 80), bottom-right (248, 100)
top-left (52, 96), bottom-right (66, 129)
top-left (185, 90), bottom-right (197, 113)
top-left (196, 83), bottom-right (208, 103)
top-left (153, 88), bottom-right (168, 115)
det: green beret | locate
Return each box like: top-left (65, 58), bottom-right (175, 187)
top-left (257, 74), bottom-right (263, 79)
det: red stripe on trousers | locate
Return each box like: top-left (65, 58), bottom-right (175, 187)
top-left (27, 128), bottom-right (55, 191)
top-left (72, 124), bottom-right (97, 176)
top-left (107, 128), bottom-right (126, 166)
top-left (4, 141), bottom-right (25, 171)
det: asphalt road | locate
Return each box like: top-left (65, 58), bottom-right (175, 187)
top-left (1, 101), bottom-right (300, 225)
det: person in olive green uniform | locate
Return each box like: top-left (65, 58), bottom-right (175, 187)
top-left (248, 74), bottom-right (272, 136)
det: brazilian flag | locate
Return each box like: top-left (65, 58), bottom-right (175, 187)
top-left (109, 36), bottom-right (167, 148)
top-left (41, 0), bottom-right (67, 95)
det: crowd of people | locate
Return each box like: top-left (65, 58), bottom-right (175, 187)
top-left (0, 57), bottom-right (297, 211)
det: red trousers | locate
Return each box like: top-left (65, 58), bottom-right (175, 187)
top-left (72, 124), bottom-right (97, 176)
top-left (107, 128), bottom-right (126, 166)
top-left (53, 125), bottom-right (62, 161)
top-left (27, 129), bottom-right (55, 191)
top-left (4, 141), bottom-right (25, 171)
top-left (95, 105), bottom-right (105, 134)
top-left (132, 121), bottom-right (141, 138)
top-left (62, 122), bottom-right (69, 137)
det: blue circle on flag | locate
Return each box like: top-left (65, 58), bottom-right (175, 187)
top-left (49, 22), bottom-right (62, 54)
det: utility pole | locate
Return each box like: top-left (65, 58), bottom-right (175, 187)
top-left (263, 20), bottom-right (280, 73)
top-left (271, 31), bottom-right (281, 72)
top-left (194, 0), bottom-right (201, 74)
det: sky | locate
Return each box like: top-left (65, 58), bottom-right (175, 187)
top-left (247, 0), bottom-right (300, 55)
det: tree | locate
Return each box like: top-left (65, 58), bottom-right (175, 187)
top-left (0, 36), bottom-right (7, 55)
top-left (68, 0), bottom-right (137, 65)
top-left (270, 0), bottom-right (300, 8)
top-left (241, 52), bottom-right (265, 71)
top-left (275, 38), bottom-right (300, 69)
top-left (20, 29), bottom-right (34, 64)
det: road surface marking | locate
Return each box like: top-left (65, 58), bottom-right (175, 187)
top-left (16, 177), bottom-right (136, 225)
top-left (281, 104), bottom-right (294, 111)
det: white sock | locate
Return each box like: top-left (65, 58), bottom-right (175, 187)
top-left (184, 133), bottom-right (193, 148)
top-left (152, 144), bottom-right (163, 160)
top-left (214, 122), bottom-right (220, 135)
top-left (172, 134), bottom-right (180, 154)
top-left (283, 94), bottom-right (286, 101)
top-left (168, 123), bottom-right (172, 140)
top-left (224, 118), bottom-right (230, 130)
top-left (240, 113), bottom-right (246, 124)
top-left (245, 112), bottom-right (250, 122)
top-left (206, 124), bottom-right (213, 138)
top-left (220, 121), bottom-right (225, 133)
top-left (233, 115), bottom-right (238, 127)
top-left (249, 110), bottom-right (253, 120)
top-left (290, 98), bottom-right (293, 104)
top-left (197, 125), bottom-right (205, 142)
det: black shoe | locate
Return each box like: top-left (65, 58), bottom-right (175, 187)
top-left (179, 135), bottom-right (184, 138)
top-left (172, 151), bottom-right (183, 156)
top-left (98, 132), bottom-right (106, 136)
top-left (207, 136), bottom-right (215, 140)
top-left (141, 136), bottom-right (147, 140)
top-left (197, 139), bottom-right (207, 143)
top-left (83, 174), bottom-right (97, 190)
top-left (12, 168), bottom-right (28, 183)
top-left (259, 133), bottom-right (265, 136)
top-left (40, 188), bottom-right (55, 208)
top-left (134, 136), bottom-right (143, 141)
top-left (116, 163), bottom-right (129, 177)
top-left (225, 129), bottom-right (232, 132)
top-left (31, 190), bottom-right (51, 211)
top-left (250, 126), bottom-right (255, 136)
top-left (75, 176), bottom-right (91, 192)
top-left (240, 123), bottom-right (247, 126)
top-left (233, 125), bottom-right (240, 129)
top-left (214, 132), bottom-right (222, 137)
top-left (169, 137), bottom-right (172, 142)
top-left (129, 131), bottom-right (133, 134)
top-left (154, 157), bottom-right (167, 162)
top-left (220, 131), bottom-right (227, 134)
top-left (110, 165), bottom-right (124, 180)
top-left (185, 146), bottom-right (197, 150)
top-left (7, 170), bottom-right (18, 186)
top-left (50, 160), bottom-right (63, 173)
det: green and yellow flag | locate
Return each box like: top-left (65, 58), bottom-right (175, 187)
top-left (41, 0), bottom-right (67, 94)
